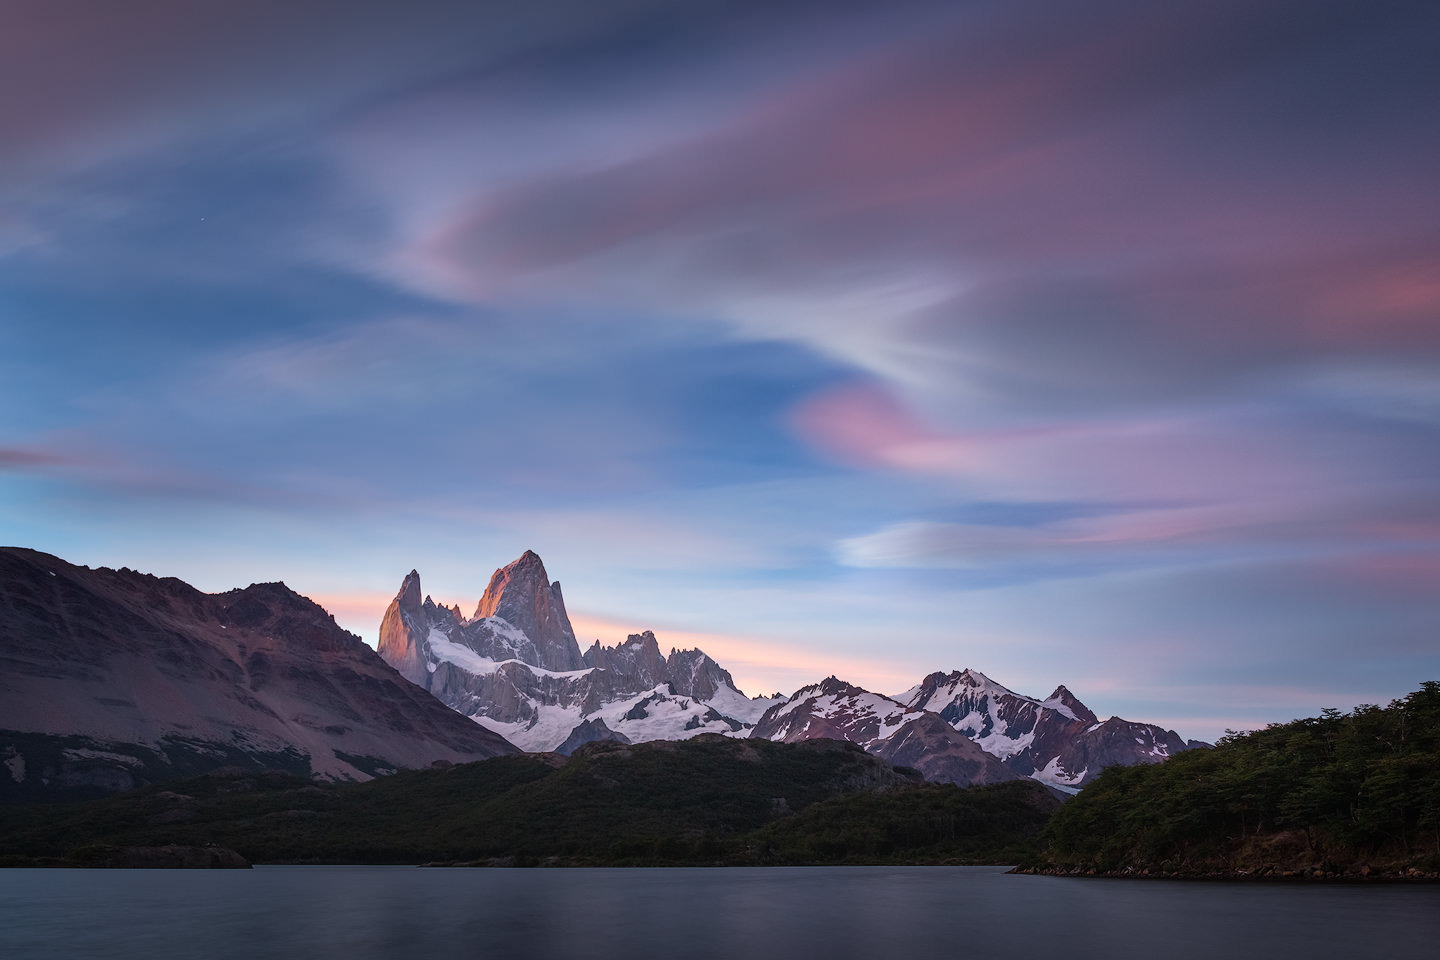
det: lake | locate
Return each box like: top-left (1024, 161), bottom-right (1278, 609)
top-left (2, 865), bottom-right (1437, 959)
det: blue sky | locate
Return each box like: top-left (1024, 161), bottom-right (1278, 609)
top-left (3, 0), bottom-right (1439, 740)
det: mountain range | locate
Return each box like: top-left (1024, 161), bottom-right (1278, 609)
top-left (377, 551), bottom-right (1205, 792)
top-left (0, 546), bottom-right (1203, 801)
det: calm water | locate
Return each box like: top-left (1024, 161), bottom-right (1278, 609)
top-left (3, 865), bottom-right (1437, 960)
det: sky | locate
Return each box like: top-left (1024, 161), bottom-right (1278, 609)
top-left (3, 0), bottom-right (1438, 742)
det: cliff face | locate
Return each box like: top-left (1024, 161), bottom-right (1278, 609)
top-left (377, 569), bottom-right (429, 686)
top-left (472, 550), bottom-right (584, 672)
top-left (0, 547), bottom-right (516, 800)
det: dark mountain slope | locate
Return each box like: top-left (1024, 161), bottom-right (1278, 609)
top-left (0, 547), bottom-right (515, 801)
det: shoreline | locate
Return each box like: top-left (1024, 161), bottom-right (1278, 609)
top-left (1009, 865), bottom-right (1440, 883)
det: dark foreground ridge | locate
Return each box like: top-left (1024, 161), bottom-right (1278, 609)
top-left (0, 546), bottom-right (516, 801)
top-left (1025, 682), bottom-right (1440, 880)
top-left (0, 735), bottom-right (1058, 867)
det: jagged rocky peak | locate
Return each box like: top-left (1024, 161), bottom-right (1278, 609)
top-left (577, 631), bottom-right (742, 701)
top-left (582, 631), bottom-right (669, 689)
top-left (473, 550), bottom-right (583, 672)
top-left (808, 675), bottom-right (869, 698)
top-left (619, 630), bottom-right (666, 661)
top-left (665, 646), bottom-right (737, 700)
top-left (954, 667), bottom-right (1013, 692)
top-left (1044, 684), bottom-right (1097, 724)
top-left (396, 569), bottom-right (423, 614)
top-left (905, 667), bottom-right (1019, 711)
top-left (378, 569), bottom-right (429, 686)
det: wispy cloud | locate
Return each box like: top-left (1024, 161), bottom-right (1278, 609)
top-left (4, 0), bottom-right (1438, 740)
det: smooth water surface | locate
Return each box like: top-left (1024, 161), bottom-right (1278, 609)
top-left (3, 865), bottom-right (1437, 960)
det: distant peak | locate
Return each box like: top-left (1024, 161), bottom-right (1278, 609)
top-left (1044, 684), bottom-right (1097, 723)
top-left (811, 675), bottom-right (867, 697)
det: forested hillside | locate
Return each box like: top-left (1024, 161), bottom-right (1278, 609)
top-left (1033, 683), bottom-right (1440, 878)
top-left (0, 735), bottom-right (1055, 867)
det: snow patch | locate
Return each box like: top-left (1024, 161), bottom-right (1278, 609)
top-left (1039, 695), bottom-right (1079, 721)
top-left (892, 683), bottom-right (925, 707)
top-left (705, 682), bottom-right (781, 724)
top-left (473, 705), bottom-right (583, 754)
top-left (1031, 756), bottom-right (1088, 789)
top-left (471, 680), bottom-right (762, 753)
top-left (477, 616), bottom-right (531, 652)
top-left (427, 628), bottom-right (595, 680)
top-left (978, 728), bottom-right (1034, 760)
top-left (60, 748), bottom-right (145, 767)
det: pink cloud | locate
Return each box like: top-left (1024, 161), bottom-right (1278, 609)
top-left (794, 378), bottom-right (1440, 576)
top-left (1301, 553), bottom-right (1440, 599)
top-left (790, 380), bottom-right (1348, 505)
top-left (304, 591), bottom-right (396, 642)
top-left (788, 382), bottom-right (949, 470)
top-left (0, 446), bottom-right (78, 470)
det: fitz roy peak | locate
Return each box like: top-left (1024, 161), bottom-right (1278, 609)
top-left (377, 551), bottom-right (781, 752)
top-left (471, 550), bottom-right (584, 672)
top-left (380, 550), bottom-right (583, 685)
